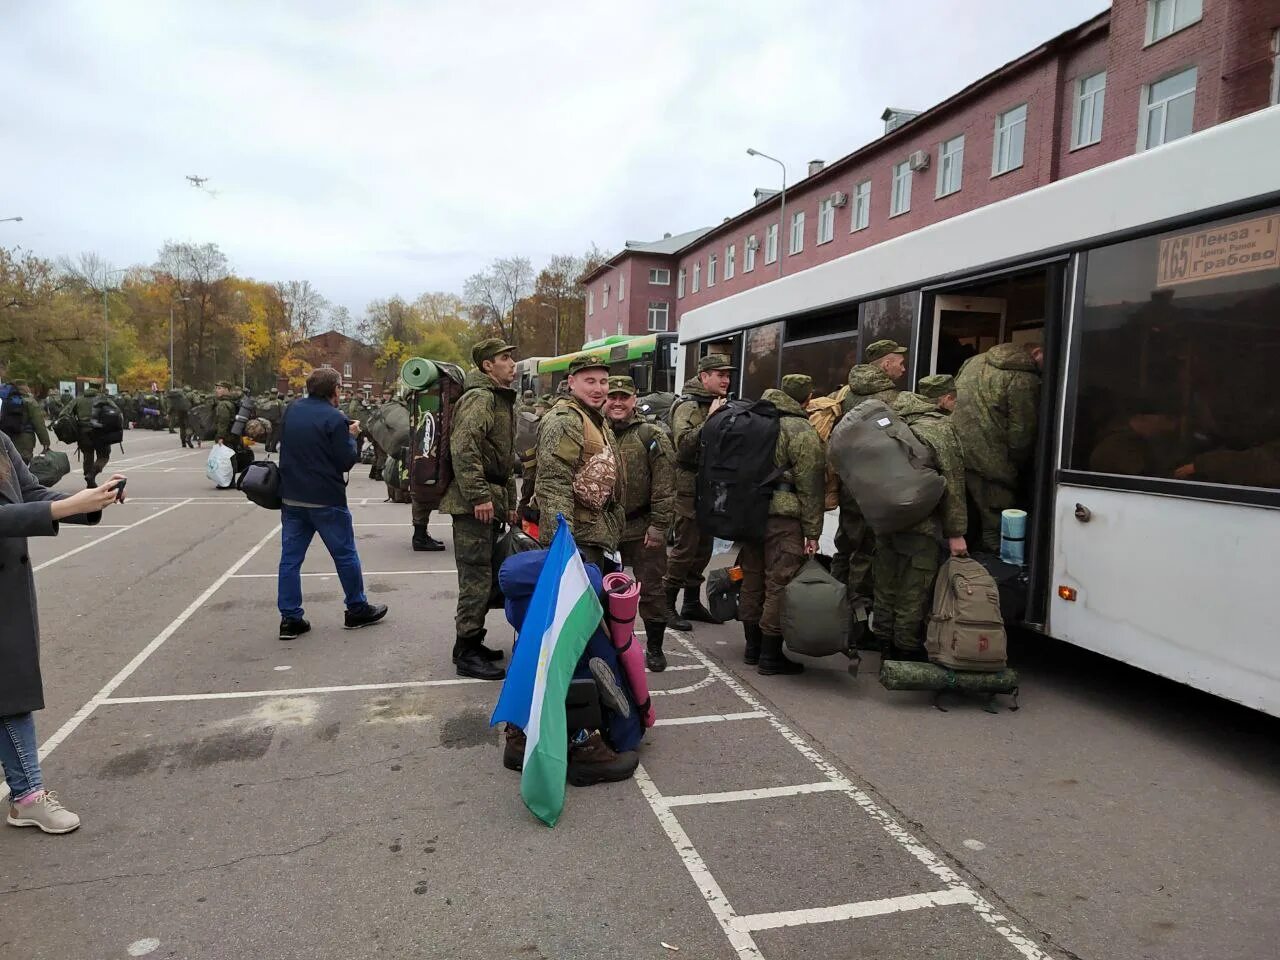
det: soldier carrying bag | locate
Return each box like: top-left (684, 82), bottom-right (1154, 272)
top-left (925, 556), bottom-right (1008, 672)
top-left (695, 398), bottom-right (782, 544)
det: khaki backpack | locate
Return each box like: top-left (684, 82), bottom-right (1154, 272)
top-left (925, 557), bottom-right (1008, 672)
top-left (807, 386), bottom-right (849, 510)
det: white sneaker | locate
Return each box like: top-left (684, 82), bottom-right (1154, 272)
top-left (7, 791), bottom-right (81, 834)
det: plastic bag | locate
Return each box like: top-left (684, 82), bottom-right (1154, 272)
top-left (206, 443), bottom-right (235, 489)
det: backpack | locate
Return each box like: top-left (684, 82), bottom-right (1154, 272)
top-left (807, 386), bottom-right (849, 510)
top-left (408, 363), bottom-right (466, 509)
top-left (514, 410), bottom-right (541, 473)
top-left (167, 389), bottom-right (191, 413)
top-left (925, 556), bottom-right (1008, 672)
top-left (189, 402), bottom-right (217, 441)
top-left (365, 399), bottom-right (412, 459)
top-left (637, 392), bottom-right (676, 434)
top-left (0, 385), bottom-right (27, 438)
top-left (828, 398), bottom-right (945, 536)
top-left (781, 558), bottom-right (850, 657)
top-left (52, 408), bottom-right (79, 444)
top-left (89, 396), bottom-right (125, 445)
top-left (384, 452), bottom-right (413, 503)
top-left (695, 398), bottom-right (781, 543)
top-left (706, 562), bottom-right (742, 622)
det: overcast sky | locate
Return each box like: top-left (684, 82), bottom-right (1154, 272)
top-left (5, 0), bottom-right (1108, 316)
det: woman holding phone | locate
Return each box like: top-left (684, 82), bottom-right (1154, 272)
top-left (0, 431), bottom-right (127, 834)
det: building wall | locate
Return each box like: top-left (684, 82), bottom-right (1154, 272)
top-left (294, 331), bottom-right (380, 392)
top-left (584, 252), bottom-right (677, 342)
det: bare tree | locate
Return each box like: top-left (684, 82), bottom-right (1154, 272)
top-left (154, 241), bottom-right (231, 382)
top-left (464, 256), bottom-right (533, 346)
top-left (275, 280), bottom-right (329, 341)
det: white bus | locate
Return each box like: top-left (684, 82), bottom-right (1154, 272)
top-left (677, 106), bottom-right (1280, 717)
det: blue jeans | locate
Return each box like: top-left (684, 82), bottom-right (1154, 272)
top-left (0, 713), bottom-right (43, 801)
top-left (277, 505), bottom-right (367, 620)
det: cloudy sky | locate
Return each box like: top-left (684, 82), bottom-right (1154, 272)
top-left (5, 0), bottom-right (1108, 316)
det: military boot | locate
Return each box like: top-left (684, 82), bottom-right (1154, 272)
top-left (644, 620), bottom-right (667, 672)
top-left (665, 587), bottom-right (691, 631)
top-left (742, 621), bottom-right (763, 666)
top-left (502, 724), bottom-right (526, 772)
top-left (566, 731), bottom-right (639, 787)
top-left (451, 629), bottom-right (504, 665)
top-left (680, 588), bottom-right (721, 625)
top-left (757, 633), bottom-right (804, 676)
top-left (412, 524), bottom-right (445, 552)
top-left (455, 633), bottom-right (506, 680)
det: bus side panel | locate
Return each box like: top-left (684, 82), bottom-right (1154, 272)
top-left (1049, 485), bottom-right (1279, 717)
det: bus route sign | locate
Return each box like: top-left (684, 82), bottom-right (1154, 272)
top-left (1157, 213), bottom-right (1280, 287)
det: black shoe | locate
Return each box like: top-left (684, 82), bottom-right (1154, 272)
top-left (412, 525), bottom-right (446, 552)
top-left (279, 618), bottom-right (311, 640)
top-left (757, 633), bottom-right (804, 675)
top-left (742, 621), bottom-right (763, 666)
top-left (681, 589), bottom-right (722, 624)
top-left (369, 469), bottom-right (383, 481)
top-left (503, 724), bottom-right (526, 771)
top-left (665, 587), bottom-right (691, 631)
top-left (891, 643), bottom-right (929, 663)
top-left (644, 620), bottom-right (667, 672)
top-left (344, 603), bottom-right (389, 630)
top-left (452, 634), bottom-right (504, 664)
top-left (456, 647), bottom-right (506, 681)
top-left (567, 731), bottom-right (639, 787)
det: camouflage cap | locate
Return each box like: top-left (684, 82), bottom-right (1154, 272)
top-left (864, 339), bottom-right (907, 363)
top-left (472, 338), bottom-right (516, 366)
top-left (607, 375), bottom-right (637, 396)
top-left (916, 374), bottom-right (956, 399)
top-left (697, 354), bottom-right (735, 373)
top-left (215, 379), bottom-right (233, 388)
top-left (567, 354), bottom-right (608, 376)
top-left (779, 373), bottom-right (813, 403)
top-left (11, 378), bottom-right (27, 388)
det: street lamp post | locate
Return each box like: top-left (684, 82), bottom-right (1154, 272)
top-left (538, 300), bottom-right (560, 356)
top-left (747, 148), bottom-right (787, 279)
top-left (101, 267), bottom-right (130, 388)
top-left (0, 217), bottom-right (22, 224)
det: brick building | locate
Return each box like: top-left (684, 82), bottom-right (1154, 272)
top-left (583, 0), bottom-right (1280, 337)
top-left (277, 331), bottom-right (380, 395)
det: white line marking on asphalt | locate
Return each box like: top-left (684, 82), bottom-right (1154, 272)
top-left (659, 663), bottom-right (703, 672)
top-left (652, 711), bottom-right (765, 727)
top-left (736, 888), bottom-right (977, 932)
top-left (34, 500), bottom-right (193, 573)
top-left (649, 675), bottom-right (718, 696)
top-left (100, 677), bottom-right (487, 704)
top-left (274, 666), bottom-right (292, 672)
top-left (112, 449), bottom-right (204, 470)
top-left (661, 781), bottom-right (845, 808)
top-left (229, 569), bottom-right (456, 579)
top-left (353, 523), bottom-right (450, 528)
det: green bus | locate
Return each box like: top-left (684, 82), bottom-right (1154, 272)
top-left (537, 333), bottom-right (678, 395)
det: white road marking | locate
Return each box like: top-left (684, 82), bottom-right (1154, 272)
top-left (34, 500), bottom-right (193, 573)
top-left (101, 677), bottom-right (487, 704)
top-left (736, 888), bottom-right (977, 932)
top-left (229, 569), bottom-right (455, 579)
top-left (274, 665), bottom-right (292, 672)
top-left (126, 938), bottom-right (161, 957)
top-left (649, 675), bottom-right (718, 696)
top-left (112, 449), bottom-right (204, 470)
top-left (964, 839), bottom-right (988, 851)
top-left (353, 522), bottom-right (450, 528)
top-left (661, 781), bottom-right (845, 808)
top-left (658, 663), bottom-right (703, 672)
top-left (652, 711), bottom-right (765, 727)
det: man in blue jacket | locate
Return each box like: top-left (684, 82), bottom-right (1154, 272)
top-left (277, 366), bottom-right (388, 639)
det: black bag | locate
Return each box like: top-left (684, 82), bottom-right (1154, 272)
top-left (969, 551), bottom-right (1028, 625)
top-left (89, 396), bottom-right (125, 446)
top-left (706, 563), bottom-right (742, 622)
top-left (29, 450), bottom-right (71, 487)
top-left (489, 524), bottom-right (540, 609)
top-left (166, 389), bottom-right (191, 413)
top-left (237, 459), bottom-right (282, 510)
top-left (0, 385), bottom-right (26, 438)
top-left (696, 398), bottom-right (781, 543)
top-left (53, 411), bottom-right (79, 444)
top-left (189, 402), bottom-right (216, 441)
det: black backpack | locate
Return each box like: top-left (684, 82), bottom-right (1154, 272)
top-left (696, 398), bottom-right (782, 543)
top-left (238, 459), bottom-right (282, 510)
top-left (90, 396), bottom-right (125, 445)
top-left (0, 385), bottom-right (26, 438)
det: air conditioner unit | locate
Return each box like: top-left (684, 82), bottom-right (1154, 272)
top-left (745, 236), bottom-right (760, 251)
top-left (830, 191), bottom-right (849, 208)
top-left (908, 150), bottom-right (930, 171)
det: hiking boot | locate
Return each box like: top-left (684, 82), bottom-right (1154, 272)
top-left (451, 633), bottom-right (503, 664)
top-left (892, 642), bottom-right (928, 663)
top-left (567, 731), bottom-right (639, 787)
top-left (588, 657), bottom-right (632, 718)
top-left (742, 621), bottom-right (763, 666)
top-left (369, 468), bottom-right (383, 481)
top-left (344, 603), bottom-right (389, 630)
top-left (85, 475), bottom-right (97, 489)
top-left (456, 635), bottom-right (506, 680)
top-left (503, 724), bottom-right (526, 772)
top-left (665, 587), bottom-right (691, 631)
top-left (681, 589), bottom-right (722, 624)
top-left (7, 791), bottom-right (80, 835)
top-left (757, 633), bottom-right (804, 676)
top-left (643, 620), bottom-right (667, 672)
top-left (279, 617), bottom-right (311, 640)
top-left (412, 525), bottom-right (446, 552)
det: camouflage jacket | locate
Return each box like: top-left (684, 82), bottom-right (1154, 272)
top-left (760, 390), bottom-right (826, 540)
top-left (836, 364), bottom-right (903, 517)
top-left (534, 397), bottom-right (624, 551)
top-left (214, 393), bottom-right (241, 442)
top-left (896, 392), bottom-right (967, 539)
top-left (439, 369), bottom-right (518, 516)
top-left (7, 388), bottom-right (50, 446)
top-left (611, 413), bottom-right (676, 543)
top-left (670, 377), bottom-right (718, 515)
top-left (68, 389), bottom-right (120, 425)
top-left (952, 343), bottom-right (1040, 487)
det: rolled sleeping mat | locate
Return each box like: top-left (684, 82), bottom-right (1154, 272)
top-left (1000, 508), bottom-right (1027, 567)
top-left (601, 572), bottom-right (655, 728)
top-left (878, 659), bottom-right (1019, 694)
top-left (400, 357), bottom-right (439, 391)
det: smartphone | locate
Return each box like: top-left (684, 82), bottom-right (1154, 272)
top-left (114, 478), bottom-right (127, 503)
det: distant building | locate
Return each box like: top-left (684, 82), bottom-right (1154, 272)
top-left (277, 331), bottom-right (380, 395)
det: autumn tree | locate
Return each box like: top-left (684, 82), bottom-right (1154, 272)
top-left (464, 256), bottom-right (533, 346)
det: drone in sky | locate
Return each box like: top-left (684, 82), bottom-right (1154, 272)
top-left (185, 175), bottom-right (208, 187)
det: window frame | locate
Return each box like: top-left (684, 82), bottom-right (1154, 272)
top-left (890, 160), bottom-right (912, 217)
top-left (789, 210), bottom-right (805, 255)
top-left (343, 361), bottom-right (352, 379)
top-left (1072, 71), bottom-right (1107, 150)
top-left (1271, 29), bottom-right (1280, 106)
top-left (851, 180), bottom-right (871, 232)
top-left (992, 103), bottom-right (1028, 176)
top-left (744, 237), bottom-right (757, 272)
top-left (647, 301), bottom-right (669, 333)
top-left (726, 243), bottom-right (736, 280)
top-left (765, 223), bottom-right (779, 265)
top-left (692, 262), bottom-right (701, 294)
top-left (816, 199), bottom-right (835, 244)
top-left (1139, 66), bottom-right (1197, 152)
top-left (708, 254), bottom-right (717, 287)
top-left (602, 283), bottom-right (609, 309)
top-left (1145, 0), bottom-right (1202, 46)
top-left (677, 267), bottom-right (686, 298)
top-left (588, 290), bottom-right (594, 316)
top-left (936, 134), bottom-right (965, 198)
top-left (618, 274), bottom-right (625, 300)
top-left (648, 268), bottom-right (671, 285)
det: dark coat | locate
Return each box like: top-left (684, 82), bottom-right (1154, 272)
top-left (0, 432), bottom-right (100, 715)
top-left (279, 396), bottom-right (359, 507)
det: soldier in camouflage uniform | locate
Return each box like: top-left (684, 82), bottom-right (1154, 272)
top-left (605, 375), bottom-right (676, 671)
top-left (664, 353), bottom-right (734, 630)
top-left (533, 355), bottom-right (623, 570)
top-left (213, 380), bottom-right (252, 477)
top-left (951, 343), bottom-right (1042, 551)
top-left (831, 339), bottom-right (907, 612)
top-left (873, 375), bottom-right (968, 659)
top-left (737, 375), bottom-right (825, 675)
top-left (2, 379), bottom-right (51, 465)
top-left (439, 338), bottom-right (518, 681)
top-left (68, 381), bottom-right (118, 487)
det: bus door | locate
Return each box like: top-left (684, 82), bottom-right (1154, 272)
top-left (928, 295), bottom-right (1006, 376)
top-left (699, 334), bottom-right (744, 397)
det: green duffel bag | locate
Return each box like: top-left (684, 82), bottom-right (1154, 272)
top-left (29, 449), bottom-right (71, 487)
top-left (781, 558), bottom-right (850, 657)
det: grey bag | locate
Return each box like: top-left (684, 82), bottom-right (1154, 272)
top-left (828, 398), bottom-right (945, 536)
top-left (364, 399), bottom-right (412, 458)
top-left (781, 558), bottom-right (850, 657)
top-left (29, 450), bottom-right (70, 487)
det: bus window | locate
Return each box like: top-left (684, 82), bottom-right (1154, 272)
top-left (1069, 207), bottom-right (1280, 491)
top-left (859, 293), bottom-right (917, 362)
top-left (742, 322), bottom-right (783, 399)
top-left (781, 333), bottom-right (858, 397)
top-left (628, 363), bottom-right (651, 393)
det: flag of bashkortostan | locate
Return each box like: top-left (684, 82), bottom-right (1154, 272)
top-left (491, 515), bottom-right (602, 827)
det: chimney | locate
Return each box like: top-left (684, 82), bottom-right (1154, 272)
top-left (808, 159), bottom-right (825, 177)
top-left (663, 232), bottom-right (672, 239)
top-left (753, 187), bottom-right (780, 206)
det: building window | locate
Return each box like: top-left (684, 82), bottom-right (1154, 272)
top-left (765, 223), bottom-right (779, 264)
top-left (1146, 0), bottom-right (1202, 45)
top-left (588, 291), bottom-right (594, 316)
top-left (708, 254), bottom-right (717, 287)
top-left (343, 362), bottom-right (352, 379)
top-left (936, 135), bottom-right (964, 197)
top-left (890, 160), bottom-right (911, 217)
top-left (726, 244), bottom-right (736, 280)
top-left (1141, 66), bottom-right (1196, 150)
top-left (851, 180), bottom-right (870, 232)
top-left (744, 236), bottom-right (757, 272)
top-left (618, 274), bottom-right (625, 301)
top-left (677, 268), bottom-right (686, 298)
top-left (602, 284), bottom-right (609, 308)
top-left (1271, 30), bottom-right (1279, 105)
top-left (649, 268), bottom-right (671, 285)
top-left (1073, 72), bottom-right (1106, 149)
top-left (647, 301), bottom-right (669, 332)
top-left (789, 210), bottom-right (805, 255)
top-left (817, 199), bottom-right (835, 244)
top-left (692, 262), bottom-right (701, 293)
top-left (992, 103), bottom-right (1027, 176)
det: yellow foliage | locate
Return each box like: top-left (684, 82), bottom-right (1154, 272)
top-left (119, 357), bottom-right (171, 393)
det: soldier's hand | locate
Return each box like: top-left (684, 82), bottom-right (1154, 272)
top-left (1173, 463), bottom-right (1196, 480)
top-left (709, 397), bottom-right (727, 416)
top-left (348, 419), bottom-right (361, 438)
top-left (644, 527), bottom-right (663, 549)
top-left (948, 536), bottom-right (968, 557)
top-left (508, 510), bottom-right (518, 526)
top-left (474, 501), bottom-right (495, 523)
top-left (804, 538), bottom-right (819, 556)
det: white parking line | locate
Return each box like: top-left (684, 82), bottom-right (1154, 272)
top-left (652, 711), bottom-right (766, 727)
top-left (737, 888), bottom-right (977, 933)
top-left (229, 569), bottom-right (455, 579)
top-left (649, 674), bottom-right (718, 696)
top-left (101, 677), bottom-right (487, 704)
top-left (34, 500), bottom-right (193, 573)
top-left (661, 781), bottom-right (845, 808)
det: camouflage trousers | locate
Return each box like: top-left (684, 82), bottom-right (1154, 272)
top-left (172, 411), bottom-right (192, 446)
top-left (411, 499), bottom-right (433, 526)
top-left (621, 536), bottom-right (668, 624)
top-left (831, 507), bottom-right (875, 603)
top-left (871, 532), bottom-right (941, 653)
top-left (664, 512), bottom-right (714, 592)
top-left (966, 471), bottom-right (1017, 553)
top-left (77, 437), bottom-right (111, 483)
top-left (452, 513), bottom-right (498, 637)
top-left (737, 516), bottom-right (806, 637)
top-left (12, 434), bottom-right (37, 465)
